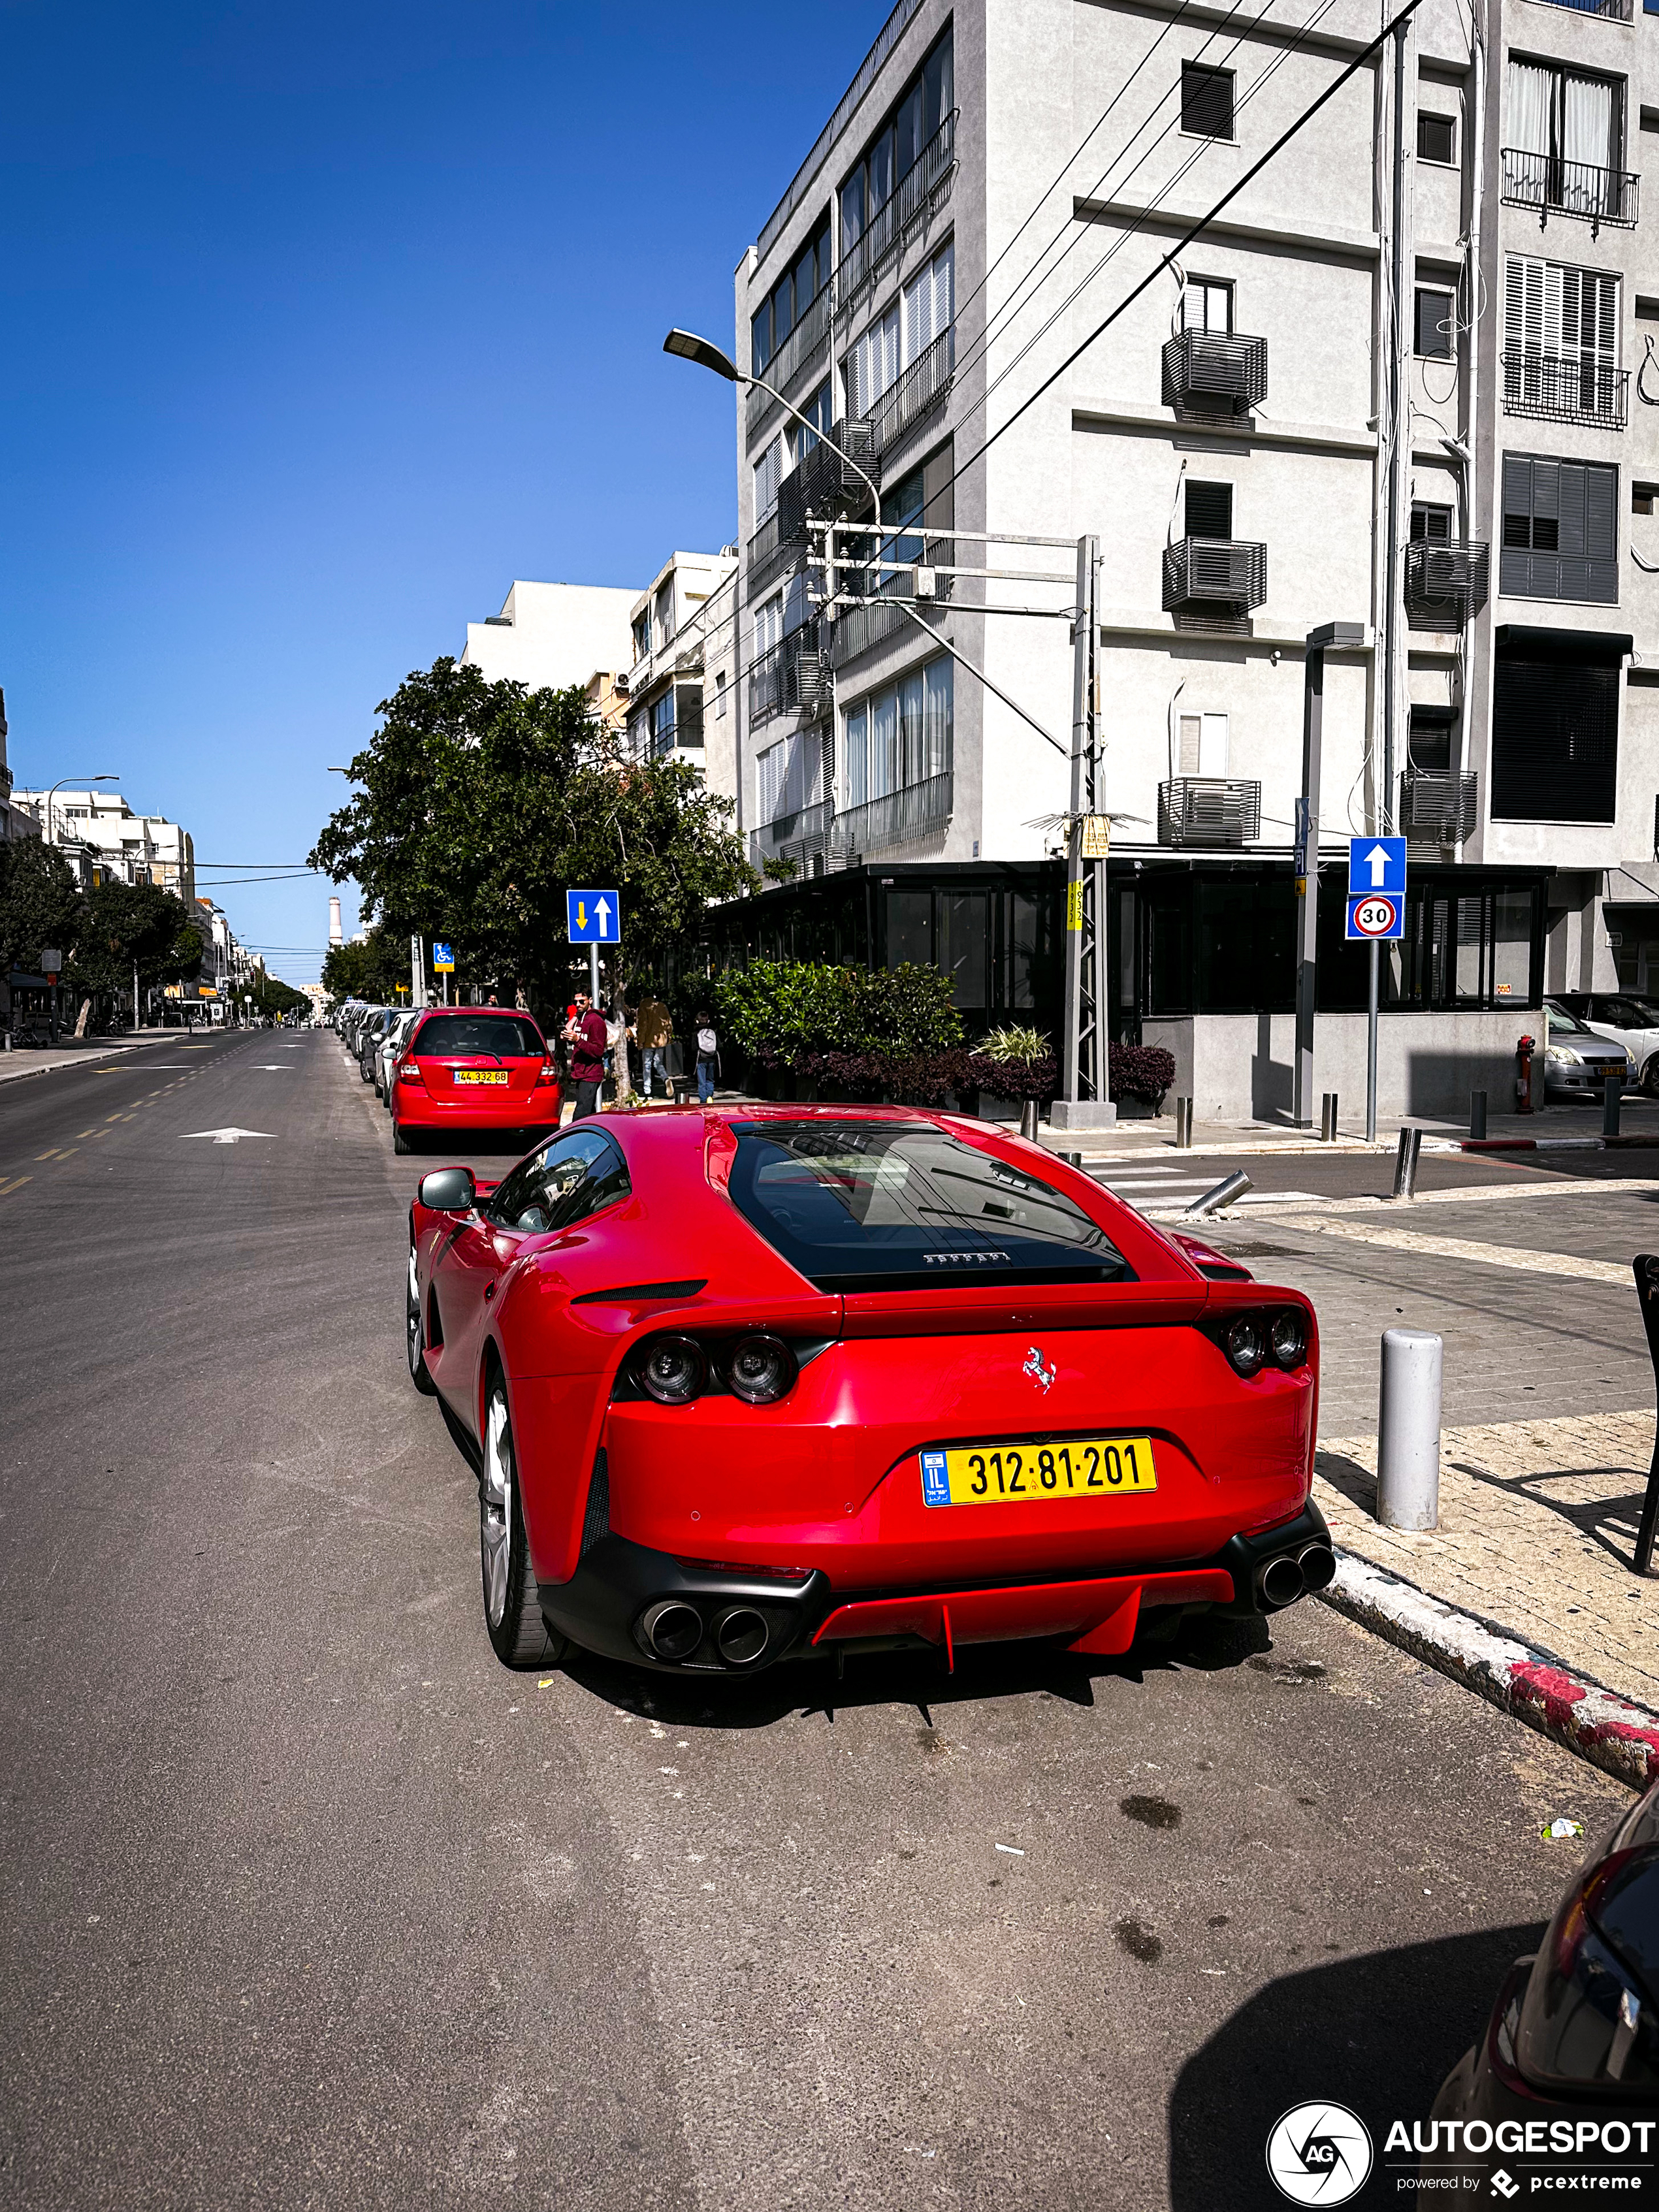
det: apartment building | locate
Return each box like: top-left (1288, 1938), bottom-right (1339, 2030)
top-left (12, 788), bottom-right (197, 906)
top-left (460, 579), bottom-right (641, 694)
top-left (709, 0), bottom-right (1659, 1115)
top-left (622, 551), bottom-right (739, 771)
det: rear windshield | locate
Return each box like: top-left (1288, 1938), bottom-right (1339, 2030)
top-left (727, 1121), bottom-right (1133, 1292)
top-left (413, 1013), bottom-right (545, 1057)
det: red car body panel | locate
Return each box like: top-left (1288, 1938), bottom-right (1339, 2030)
top-left (393, 1007), bottom-right (561, 1134)
top-left (409, 1104), bottom-right (1323, 1668)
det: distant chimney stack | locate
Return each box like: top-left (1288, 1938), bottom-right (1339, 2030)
top-left (328, 895), bottom-right (342, 946)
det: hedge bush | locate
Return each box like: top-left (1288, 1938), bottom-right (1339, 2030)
top-left (713, 959), bottom-right (963, 1074)
top-left (1108, 1042), bottom-right (1176, 1106)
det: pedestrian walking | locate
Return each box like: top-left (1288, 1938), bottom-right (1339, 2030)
top-left (563, 990), bottom-right (609, 1121)
top-left (635, 990), bottom-right (673, 1100)
top-left (694, 1010), bottom-right (719, 1106)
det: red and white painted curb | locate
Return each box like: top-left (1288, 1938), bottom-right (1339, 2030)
top-left (1460, 1134), bottom-right (1659, 1153)
top-left (1320, 1552), bottom-right (1659, 1790)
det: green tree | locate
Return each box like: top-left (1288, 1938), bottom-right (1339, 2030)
top-left (70, 880), bottom-right (202, 1002)
top-left (309, 659), bottom-right (755, 1000)
top-left (321, 929), bottom-right (410, 1004)
top-left (0, 838), bottom-right (86, 980)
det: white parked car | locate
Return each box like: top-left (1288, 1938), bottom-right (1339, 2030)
top-left (377, 1009), bottom-right (420, 1105)
top-left (1549, 991), bottom-right (1659, 1096)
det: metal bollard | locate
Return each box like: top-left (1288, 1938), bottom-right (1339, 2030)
top-left (1376, 1328), bottom-right (1442, 1530)
top-left (1321, 1093), bottom-right (1338, 1142)
top-left (1184, 1168), bottom-right (1251, 1219)
top-left (1174, 1095), bottom-right (1194, 1149)
top-left (1059, 1148), bottom-right (1084, 1170)
top-left (1605, 1074), bottom-right (1623, 1139)
top-left (1020, 1100), bottom-right (1040, 1142)
top-left (1469, 1089), bottom-right (1487, 1142)
top-left (1391, 1125), bottom-right (1423, 1198)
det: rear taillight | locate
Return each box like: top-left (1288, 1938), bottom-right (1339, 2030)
top-left (534, 1059), bottom-right (560, 1088)
top-left (396, 1059), bottom-right (426, 1089)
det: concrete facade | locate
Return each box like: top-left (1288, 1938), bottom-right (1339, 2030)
top-left (460, 580), bottom-right (640, 694)
top-left (709, 0), bottom-right (1659, 1116)
top-left (11, 789), bottom-right (196, 906)
top-left (622, 551), bottom-right (739, 773)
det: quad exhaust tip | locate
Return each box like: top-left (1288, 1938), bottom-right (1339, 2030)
top-left (642, 1599), bottom-right (702, 1662)
top-left (715, 1607), bottom-right (769, 1667)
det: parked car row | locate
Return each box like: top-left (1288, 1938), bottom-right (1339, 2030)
top-left (332, 997), bottom-right (562, 1153)
top-left (1545, 993), bottom-right (1659, 1099)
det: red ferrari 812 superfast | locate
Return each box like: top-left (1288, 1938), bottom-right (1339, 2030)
top-left (405, 1105), bottom-right (1331, 1675)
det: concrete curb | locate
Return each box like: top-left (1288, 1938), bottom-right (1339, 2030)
top-left (1318, 1550), bottom-right (1659, 1791)
top-left (1460, 1134), bottom-right (1659, 1153)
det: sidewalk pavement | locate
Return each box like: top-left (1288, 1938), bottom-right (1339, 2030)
top-left (1314, 1409), bottom-right (1659, 1765)
top-left (0, 1028), bottom-right (186, 1085)
top-left (1032, 1096), bottom-right (1659, 1162)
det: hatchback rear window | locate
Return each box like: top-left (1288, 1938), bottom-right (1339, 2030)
top-left (413, 1014), bottom-right (545, 1057)
top-left (726, 1121), bottom-right (1133, 1292)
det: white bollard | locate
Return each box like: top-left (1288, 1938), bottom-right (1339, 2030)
top-left (1376, 1328), bottom-right (1442, 1530)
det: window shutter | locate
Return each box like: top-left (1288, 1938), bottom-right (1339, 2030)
top-left (1585, 463), bottom-right (1617, 558)
top-left (1178, 714), bottom-right (1201, 773)
top-left (1558, 461), bottom-right (1587, 558)
top-left (1185, 480), bottom-right (1233, 538)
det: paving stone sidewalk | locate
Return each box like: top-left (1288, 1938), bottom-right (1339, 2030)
top-left (1315, 1408), bottom-right (1659, 1709)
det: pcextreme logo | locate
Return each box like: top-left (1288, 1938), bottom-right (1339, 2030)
top-left (1266, 2103), bottom-right (1375, 2205)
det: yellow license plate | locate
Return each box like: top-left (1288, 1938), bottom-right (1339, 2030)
top-left (455, 1070), bottom-right (509, 1085)
top-left (920, 1437), bottom-right (1157, 1508)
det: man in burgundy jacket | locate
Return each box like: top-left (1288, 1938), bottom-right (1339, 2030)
top-left (563, 990), bottom-right (609, 1121)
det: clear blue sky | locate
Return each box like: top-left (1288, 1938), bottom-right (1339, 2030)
top-left (1, 1), bottom-right (891, 987)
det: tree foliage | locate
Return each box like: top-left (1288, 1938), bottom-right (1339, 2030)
top-left (321, 929), bottom-right (409, 1004)
top-left (308, 660), bottom-right (755, 1000)
top-left (71, 880), bottom-right (203, 1000)
top-left (0, 837), bottom-right (86, 980)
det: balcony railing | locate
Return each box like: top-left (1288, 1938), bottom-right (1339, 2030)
top-left (1157, 778), bottom-right (1262, 850)
top-left (746, 504), bottom-right (807, 594)
top-left (1502, 351), bottom-right (1629, 427)
top-left (750, 798), bottom-right (836, 876)
top-left (826, 585), bottom-right (956, 668)
top-left (749, 623), bottom-right (828, 728)
top-left (837, 110), bottom-right (957, 306)
top-left (746, 286), bottom-right (833, 439)
top-left (860, 326), bottom-right (955, 460)
top-left (1161, 537), bottom-right (1268, 617)
top-left (1500, 147), bottom-right (1637, 233)
top-left (832, 770), bottom-right (953, 859)
top-left (1161, 328), bottom-right (1268, 416)
top-left (778, 420), bottom-right (879, 541)
top-left (1404, 538), bottom-right (1490, 626)
top-left (1401, 769), bottom-right (1477, 846)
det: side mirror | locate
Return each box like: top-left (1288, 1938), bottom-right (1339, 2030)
top-left (418, 1166), bottom-right (476, 1213)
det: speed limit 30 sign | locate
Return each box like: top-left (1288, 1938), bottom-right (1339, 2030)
top-left (1345, 891), bottom-right (1404, 941)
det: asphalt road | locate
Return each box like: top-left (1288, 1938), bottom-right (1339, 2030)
top-left (0, 1032), bottom-right (1639, 2211)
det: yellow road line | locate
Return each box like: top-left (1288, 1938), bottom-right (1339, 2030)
top-left (0, 1176), bottom-right (32, 1196)
top-left (35, 1149), bottom-right (59, 1161)
top-left (105, 1112), bottom-right (122, 1123)
top-left (57, 1147), bottom-right (78, 1158)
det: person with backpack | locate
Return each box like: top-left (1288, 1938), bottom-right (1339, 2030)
top-left (694, 1011), bottom-right (719, 1106)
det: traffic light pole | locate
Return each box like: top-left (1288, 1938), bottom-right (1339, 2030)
top-left (1054, 537), bottom-right (1114, 1130)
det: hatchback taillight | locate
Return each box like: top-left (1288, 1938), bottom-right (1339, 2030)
top-left (534, 1059), bottom-right (560, 1087)
top-left (396, 1059), bottom-right (426, 1089)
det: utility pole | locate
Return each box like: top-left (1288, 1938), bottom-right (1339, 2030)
top-left (133, 957), bottom-right (140, 1033)
top-left (1054, 537), bottom-right (1114, 1130)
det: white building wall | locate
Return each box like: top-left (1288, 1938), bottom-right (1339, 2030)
top-left (460, 581), bottom-right (641, 692)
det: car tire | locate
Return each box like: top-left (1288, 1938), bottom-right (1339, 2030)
top-left (1643, 1057), bottom-right (1659, 1100)
top-left (479, 1377), bottom-right (567, 1671)
top-left (406, 1245), bottom-right (438, 1394)
top-left (393, 1117), bottom-right (413, 1155)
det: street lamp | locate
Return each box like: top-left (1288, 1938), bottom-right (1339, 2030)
top-left (40, 773), bottom-right (118, 848)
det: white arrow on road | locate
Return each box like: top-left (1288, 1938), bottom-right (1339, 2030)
top-left (250, 1065), bottom-right (291, 1070)
top-left (1363, 842), bottom-right (1392, 887)
top-left (594, 896), bottom-right (613, 934)
top-left (181, 1128), bottom-right (276, 1146)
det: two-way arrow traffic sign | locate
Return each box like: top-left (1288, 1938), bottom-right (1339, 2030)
top-left (1347, 836), bottom-right (1406, 897)
top-left (566, 889), bottom-right (621, 944)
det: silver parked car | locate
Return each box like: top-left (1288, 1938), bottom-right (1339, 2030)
top-left (377, 1009), bottom-right (420, 1106)
top-left (1550, 991), bottom-right (1659, 1096)
top-left (1543, 999), bottom-right (1632, 1100)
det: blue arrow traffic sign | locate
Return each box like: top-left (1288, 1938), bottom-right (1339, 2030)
top-left (1347, 835), bottom-right (1406, 897)
top-left (566, 889), bottom-right (621, 944)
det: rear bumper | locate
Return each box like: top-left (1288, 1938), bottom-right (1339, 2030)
top-left (539, 1502), bottom-right (1333, 1676)
top-left (395, 1087), bottom-right (561, 1127)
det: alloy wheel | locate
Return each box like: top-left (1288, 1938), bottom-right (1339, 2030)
top-left (480, 1389), bottom-right (513, 1629)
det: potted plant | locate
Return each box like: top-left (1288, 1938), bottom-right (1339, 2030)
top-left (966, 1025), bottom-right (1059, 1126)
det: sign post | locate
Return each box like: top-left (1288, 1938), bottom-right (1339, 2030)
top-left (1293, 624), bottom-right (1366, 1128)
top-left (566, 890), bottom-right (621, 1005)
top-left (1347, 837), bottom-right (1407, 1142)
top-left (410, 935), bottom-right (427, 1010)
top-left (41, 948), bottom-right (62, 1045)
top-left (1629, 1256), bottom-right (1659, 1575)
top-left (432, 940), bottom-right (454, 1008)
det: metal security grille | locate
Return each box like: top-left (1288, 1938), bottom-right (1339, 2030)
top-left (1499, 454), bottom-right (1619, 602)
top-left (1491, 655), bottom-right (1619, 820)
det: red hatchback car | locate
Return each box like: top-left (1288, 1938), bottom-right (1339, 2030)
top-left (391, 1008), bottom-right (562, 1154)
top-left (405, 1106), bottom-right (1330, 1675)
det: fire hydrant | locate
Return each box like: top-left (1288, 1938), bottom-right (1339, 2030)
top-left (1516, 1033), bottom-right (1536, 1114)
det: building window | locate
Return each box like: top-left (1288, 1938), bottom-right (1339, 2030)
top-left (715, 669), bottom-right (728, 718)
top-left (752, 436), bottom-right (783, 524)
top-left (1418, 113), bottom-right (1457, 165)
top-left (1176, 712), bottom-right (1229, 775)
top-left (1411, 501), bottom-right (1455, 543)
top-left (632, 611), bottom-right (651, 660)
top-left (753, 592), bottom-right (782, 663)
top-left (1184, 479), bottom-right (1233, 539)
top-left (1500, 454), bottom-right (1618, 602)
top-left (844, 303), bottom-right (900, 420)
top-left (650, 691), bottom-right (677, 758)
top-left (758, 729), bottom-right (823, 824)
top-left (1505, 60), bottom-right (1629, 225)
top-left (843, 657), bottom-right (953, 809)
top-left (1492, 643), bottom-right (1620, 822)
top-left (1503, 255), bottom-right (1621, 425)
top-left (1181, 63), bottom-right (1234, 141)
top-left (843, 243), bottom-right (952, 422)
top-left (1415, 286), bottom-right (1455, 359)
top-left (789, 379), bottom-right (832, 468)
top-left (1181, 277), bottom-right (1233, 333)
top-left (655, 584), bottom-right (674, 648)
top-left (839, 31), bottom-right (954, 259)
top-left (751, 212), bottom-right (831, 379)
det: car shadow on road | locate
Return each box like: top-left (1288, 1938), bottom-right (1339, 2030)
top-left (560, 1608), bottom-right (1274, 1733)
top-left (1167, 1923), bottom-right (1543, 2209)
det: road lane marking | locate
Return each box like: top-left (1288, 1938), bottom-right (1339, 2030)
top-left (35, 1149), bottom-right (59, 1161)
top-left (1278, 1217), bottom-right (1630, 1285)
top-left (57, 1147), bottom-right (78, 1158)
top-left (180, 1127), bottom-right (276, 1145)
top-left (0, 1176), bottom-right (32, 1196)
